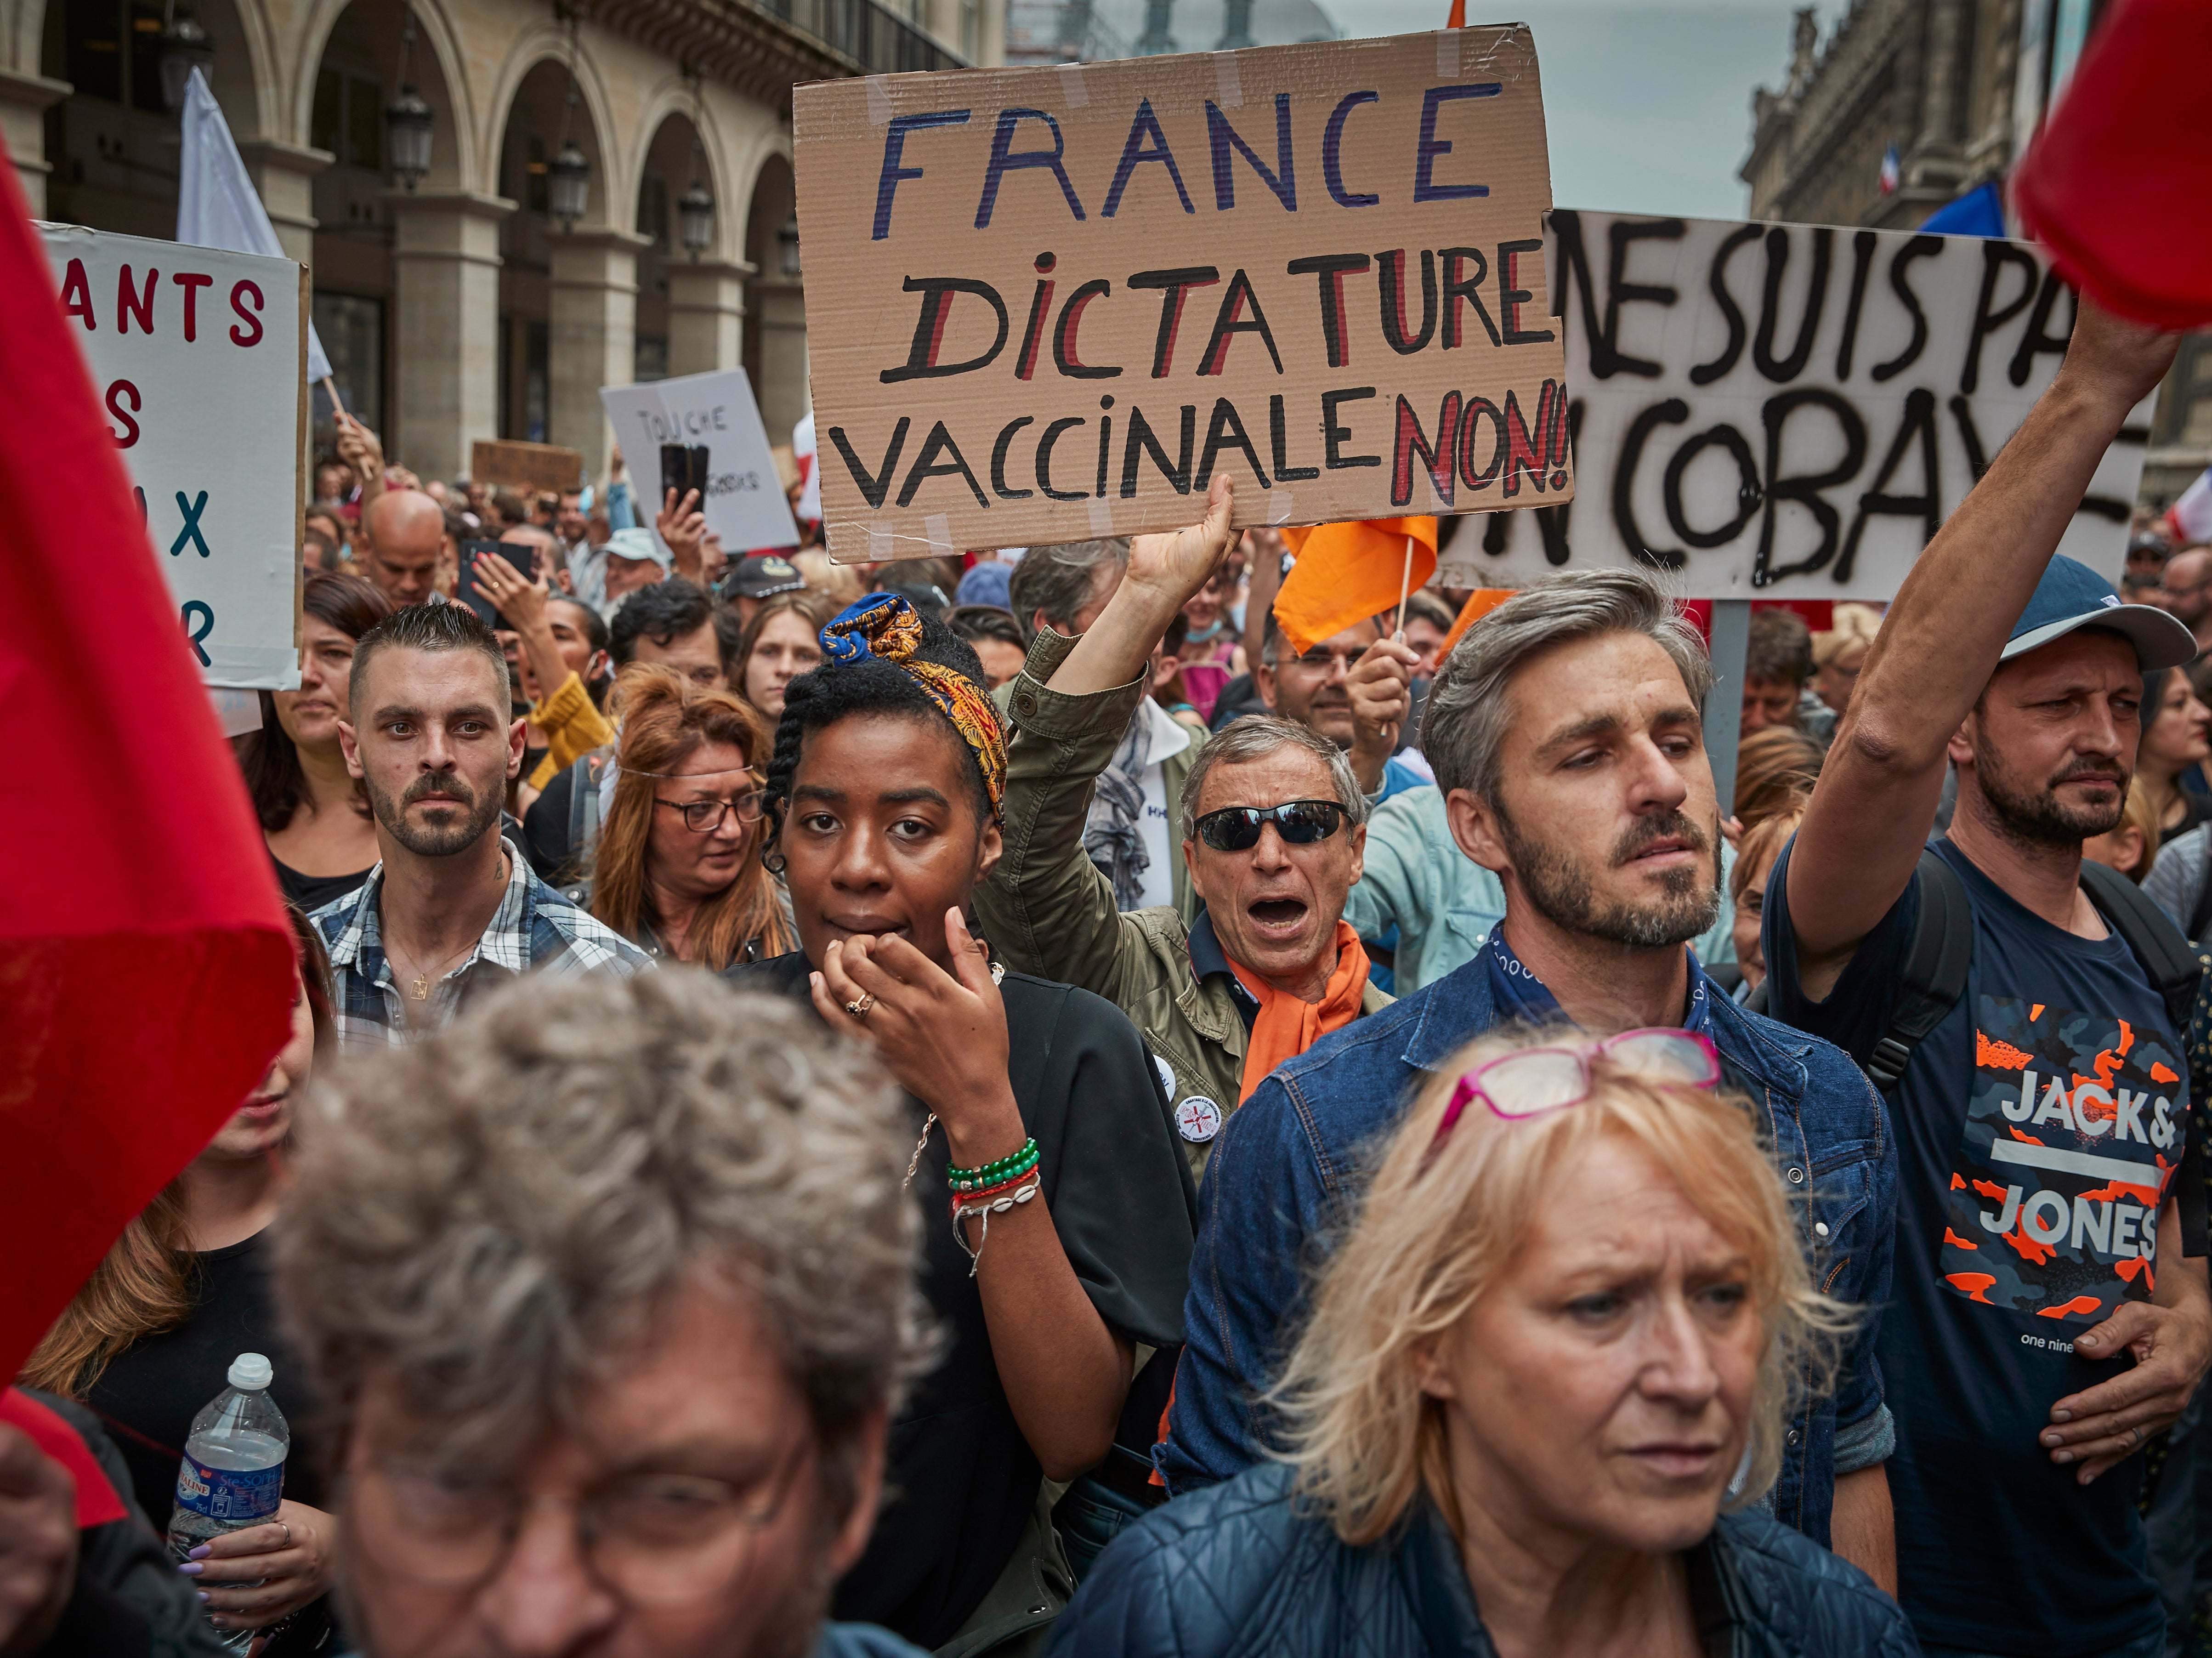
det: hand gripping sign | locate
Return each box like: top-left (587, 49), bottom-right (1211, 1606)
top-left (793, 27), bottom-right (1571, 561)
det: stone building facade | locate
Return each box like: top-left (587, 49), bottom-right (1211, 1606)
top-left (1, 0), bottom-right (1004, 484)
top-left (1741, 1), bottom-right (2209, 504)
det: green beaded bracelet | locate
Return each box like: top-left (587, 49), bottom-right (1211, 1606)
top-left (947, 1138), bottom-right (1039, 1192)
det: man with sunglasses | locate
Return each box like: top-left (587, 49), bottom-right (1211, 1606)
top-left (979, 476), bottom-right (1392, 1180)
top-left (279, 971), bottom-right (930, 1658)
top-left (1155, 554), bottom-right (1899, 1583)
top-left (1764, 301), bottom-right (2212, 1658)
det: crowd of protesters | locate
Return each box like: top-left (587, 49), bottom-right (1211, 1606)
top-left (12, 295), bottom-right (2212, 1658)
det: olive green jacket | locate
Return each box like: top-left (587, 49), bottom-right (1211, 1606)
top-left (977, 630), bottom-right (1390, 1177)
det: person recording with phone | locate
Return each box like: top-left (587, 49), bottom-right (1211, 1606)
top-left (469, 541), bottom-right (615, 807)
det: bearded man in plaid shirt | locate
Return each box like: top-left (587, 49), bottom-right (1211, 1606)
top-left (312, 603), bottom-right (647, 1050)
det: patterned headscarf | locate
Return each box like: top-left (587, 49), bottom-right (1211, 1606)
top-left (820, 594), bottom-right (1008, 818)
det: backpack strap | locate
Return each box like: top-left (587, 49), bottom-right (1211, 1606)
top-left (2082, 859), bottom-right (2203, 1033)
top-left (2080, 858), bottom-right (2208, 1257)
top-left (1863, 848), bottom-right (1975, 1096)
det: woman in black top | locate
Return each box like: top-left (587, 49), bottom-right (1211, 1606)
top-left (22, 903), bottom-right (340, 1650)
top-left (237, 572), bottom-right (395, 912)
top-left (730, 594), bottom-right (1196, 1653)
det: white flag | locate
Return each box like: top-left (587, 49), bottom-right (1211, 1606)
top-left (177, 67), bottom-right (331, 383)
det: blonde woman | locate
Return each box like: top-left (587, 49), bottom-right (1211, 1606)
top-left (1053, 1028), bottom-right (1911, 1658)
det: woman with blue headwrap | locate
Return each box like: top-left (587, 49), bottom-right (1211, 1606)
top-left (729, 594), bottom-right (1196, 1656)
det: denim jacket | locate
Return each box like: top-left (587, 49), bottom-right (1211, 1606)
top-left (1157, 954), bottom-right (1900, 1547)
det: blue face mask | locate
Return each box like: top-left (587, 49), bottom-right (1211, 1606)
top-left (1185, 617), bottom-right (1223, 644)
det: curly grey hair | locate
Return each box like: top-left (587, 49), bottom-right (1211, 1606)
top-left (1423, 569), bottom-right (1713, 809)
top-left (273, 971), bottom-right (931, 1523)
top-left (1178, 715), bottom-right (1370, 840)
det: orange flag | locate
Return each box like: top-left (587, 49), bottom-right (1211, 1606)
top-left (1440, 586), bottom-right (1515, 659)
top-left (1273, 518), bottom-right (1439, 657)
top-left (1446, 0), bottom-right (1466, 23)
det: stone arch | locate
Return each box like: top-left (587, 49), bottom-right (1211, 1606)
top-left (34, 0), bottom-right (269, 232)
top-left (742, 147), bottom-right (802, 438)
top-left (291, 0), bottom-right (474, 184)
top-left (483, 20), bottom-right (616, 215)
top-left (629, 78), bottom-right (734, 261)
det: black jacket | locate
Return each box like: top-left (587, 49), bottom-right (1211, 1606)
top-left (1049, 1461), bottom-right (1919, 1658)
top-left (21, 1391), bottom-right (226, 1658)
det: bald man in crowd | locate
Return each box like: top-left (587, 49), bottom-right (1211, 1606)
top-left (360, 488), bottom-right (446, 608)
top-left (2160, 544), bottom-right (2212, 653)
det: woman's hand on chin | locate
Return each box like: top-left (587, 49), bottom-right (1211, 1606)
top-left (811, 910), bottom-right (1026, 1164)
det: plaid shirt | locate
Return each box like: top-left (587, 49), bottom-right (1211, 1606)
top-left (313, 850), bottom-right (651, 1051)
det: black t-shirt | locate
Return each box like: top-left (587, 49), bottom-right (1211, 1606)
top-left (84, 1230), bottom-right (325, 1525)
top-left (272, 856), bottom-right (371, 914)
top-left (729, 952), bottom-right (1197, 1649)
top-left (523, 762), bottom-right (582, 882)
top-left (1765, 836), bottom-right (2188, 1653)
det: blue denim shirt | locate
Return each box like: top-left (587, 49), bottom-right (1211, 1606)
top-left (1157, 954), bottom-right (1899, 1548)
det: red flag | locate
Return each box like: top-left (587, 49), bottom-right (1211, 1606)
top-left (1273, 518), bottom-right (1438, 657)
top-left (0, 139), bottom-right (293, 1375)
top-left (2011, 0), bottom-right (2212, 329)
top-left (1446, 0), bottom-right (1466, 25)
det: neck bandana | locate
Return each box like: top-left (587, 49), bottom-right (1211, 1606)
top-left (1227, 920), bottom-right (1371, 1102)
top-left (1485, 929), bottom-right (1713, 1035)
top-left (820, 595), bottom-right (1008, 818)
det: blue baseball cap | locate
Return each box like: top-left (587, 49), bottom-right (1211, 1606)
top-left (2001, 554), bottom-right (2196, 670)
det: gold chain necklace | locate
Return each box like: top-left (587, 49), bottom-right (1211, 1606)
top-left (395, 851), bottom-right (507, 1001)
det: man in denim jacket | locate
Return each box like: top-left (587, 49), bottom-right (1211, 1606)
top-left (1161, 568), bottom-right (1900, 1585)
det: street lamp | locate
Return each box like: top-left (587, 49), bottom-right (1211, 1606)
top-left (778, 214), bottom-right (800, 277)
top-left (385, 11), bottom-right (434, 190)
top-left (548, 139), bottom-right (590, 224)
top-left (676, 68), bottom-right (714, 259)
top-left (678, 180), bottom-right (715, 257)
top-left (549, 9), bottom-right (590, 228)
top-left (158, 5), bottom-right (214, 113)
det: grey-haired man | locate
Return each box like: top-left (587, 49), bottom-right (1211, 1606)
top-left (1158, 559), bottom-right (1900, 1587)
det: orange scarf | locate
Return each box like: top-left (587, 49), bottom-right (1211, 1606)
top-left (1227, 921), bottom-right (1372, 1102)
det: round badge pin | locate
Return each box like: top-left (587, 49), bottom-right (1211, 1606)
top-left (1175, 1096), bottom-right (1224, 1143)
top-left (1153, 1055), bottom-right (1176, 1097)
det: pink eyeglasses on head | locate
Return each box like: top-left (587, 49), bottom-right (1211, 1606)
top-left (1426, 1028), bottom-right (1722, 1162)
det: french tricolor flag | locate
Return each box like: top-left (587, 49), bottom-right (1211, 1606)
top-left (2167, 469), bottom-right (2212, 548)
top-left (1878, 143), bottom-right (1901, 195)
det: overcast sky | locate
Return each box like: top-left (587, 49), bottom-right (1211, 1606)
top-left (1339, 1), bottom-right (1852, 221)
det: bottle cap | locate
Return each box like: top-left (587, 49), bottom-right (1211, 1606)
top-left (228, 1353), bottom-right (273, 1391)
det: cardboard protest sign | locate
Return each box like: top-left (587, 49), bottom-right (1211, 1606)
top-left (794, 27), bottom-right (1569, 562)
top-left (471, 439), bottom-right (583, 495)
top-left (42, 222), bottom-right (304, 687)
top-left (1445, 210), bottom-right (2155, 598)
top-left (599, 369), bottom-right (800, 555)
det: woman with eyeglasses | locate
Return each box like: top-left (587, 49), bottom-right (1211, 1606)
top-left (730, 594), bottom-right (1196, 1655)
top-left (1053, 1025), bottom-right (1913, 1658)
top-left (590, 663), bottom-right (794, 968)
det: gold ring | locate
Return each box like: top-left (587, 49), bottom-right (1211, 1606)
top-left (845, 994), bottom-right (876, 1020)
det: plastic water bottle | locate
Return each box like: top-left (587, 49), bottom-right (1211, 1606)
top-left (165, 1353), bottom-right (288, 1653)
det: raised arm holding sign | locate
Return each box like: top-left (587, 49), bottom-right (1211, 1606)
top-left (794, 28), bottom-right (1570, 562)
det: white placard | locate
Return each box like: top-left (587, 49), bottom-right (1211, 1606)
top-left (1443, 211), bottom-right (2155, 599)
top-left (600, 369), bottom-right (800, 559)
top-left (40, 222), bottom-right (303, 688)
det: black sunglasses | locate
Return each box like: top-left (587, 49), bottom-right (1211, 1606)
top-left (1193, 800), bottom-right (1348, 852)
